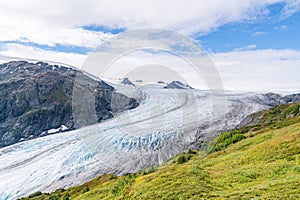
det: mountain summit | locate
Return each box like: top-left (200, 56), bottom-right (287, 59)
top-left (164, 81), bottom-right (193, 89)
top-left (121, 77), bottom-right (135, 86)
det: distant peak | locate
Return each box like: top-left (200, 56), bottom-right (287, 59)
top-left (121, 77), bottom-right (135, 86)
top-left (164, 81), bottom-right (193, 89)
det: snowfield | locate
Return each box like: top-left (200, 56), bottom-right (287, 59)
top-left (0, 86), bottom-right (271, 199)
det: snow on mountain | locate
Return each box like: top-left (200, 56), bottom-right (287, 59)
top-left (164, 81), bottom-right (193, 89)
top-left (0, 86), bottom-right (274, 199)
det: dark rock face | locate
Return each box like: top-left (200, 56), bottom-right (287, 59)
top-left (251, 92), bottom-right (300, 107)
top-left (0, 61), bottom-right (138, 148)
top-left (121, 78), bottom-right (135, 86)
top-left (164, 81), bottom-right (193, 89)
top-left (283, 93), bottom-right (300, 103)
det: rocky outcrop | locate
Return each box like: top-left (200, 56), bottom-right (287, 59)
top-left (237, 93), bottom-right (300, 128)
top-left (121, 78), bottom-right (135, 86)
top-left (164, 81), bottom-right (193, 89)
top-left (0, 61), bottom-right (138, 148)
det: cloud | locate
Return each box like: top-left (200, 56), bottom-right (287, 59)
top-left (212, 49), bottom-right (300, 91)
top-left (1, 42), bottom-right (299, 92)
top-left (0, 0), bottom-right (299, 48)
top-left (96, 47), bottom-right (300, 92)
top-left (0, 43), bottom-right (86, 67)
top-left (252, 31), bottom-right (268, 36)
top-left (274, 25), bottom-right (289, 30)
top-left (0, 1), bottom-right (299, 93)
top-left (234, 44), bottom-right (257, 51)
top-left (279, 0), bottom-right (300, 19)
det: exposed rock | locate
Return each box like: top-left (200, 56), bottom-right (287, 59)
top-left (157, 81), bottom-right (166, 85)
top-left (0, 61), bottom-right (138, 148)
top-left (164, 81), bottom-right (193, 89)
top-left (236, 93), bottom-right (300, 128)
top-left (121, 78), bottom-right (135, 86)
top-left (283, 93), bottom-right (300, 103)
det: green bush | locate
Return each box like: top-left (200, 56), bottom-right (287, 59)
top-left (232, 134), bottom-right (246, 143)
top-left (211, 130), bottom-right (246, 152)
top-left (49, 195), bottom-right (60, 200)
top-left (28, 191), bottom-right (42, 198)
top-left (109, 175), bottom-right (117, 180)
top-left (177, 155), bottom-right (187, 164)
top-left (82, 186), bottom-right (90, 194)
top-left (63, 193), bottom-right (70, 200)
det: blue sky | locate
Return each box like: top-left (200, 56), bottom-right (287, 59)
top-left (0, 0), bottom-right (299, 91)
top-left (200, 8), bottom-right (300, 52)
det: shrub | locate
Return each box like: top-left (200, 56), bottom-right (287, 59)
top-left (49, 195), bottom-right (60, 200)
top-left (211, 130), bottom-right (246, 152)
top-left (82, 186), bottom-right (90, 194)
top-left (28, 191), bottom-right (42, 198)
top-left (232, 134), bottom-right (246, 143)
top-left (63, 193), bottom-right (70, 200)
top-left (177, 155), bottom-right (187, 164)
top-left (109, 175), bottom-right (117, 180)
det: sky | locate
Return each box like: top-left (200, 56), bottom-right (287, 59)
top-left (0, 0), bottom-right (299, 92)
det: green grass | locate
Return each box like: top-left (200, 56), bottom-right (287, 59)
top-left (21, 103), bottom-right (300, 200)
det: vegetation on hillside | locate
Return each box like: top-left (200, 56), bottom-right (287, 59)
top-left (21, 103), bottom-right (300, 199)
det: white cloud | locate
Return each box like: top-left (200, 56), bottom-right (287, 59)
top-left (0, 0), bottom-right (299, 48)
top-left (1, 43), bottom-right (299, 92)
top-left (82, 43), bottom-right (300, 92)
top-left (0, 43), bottom-right (86, 67)
top-left (274, 25), bottom-right (289, 30)
top-left (212, 49), bottom-right (300, 91)
top-left (280, 0), bottom-right (300, 19)
top-left (252, 31), bottom-right (268, 36)
top-left (0, 1), bottom-right (299, 93)
top-left (234, 44), bottom-right (257, 51)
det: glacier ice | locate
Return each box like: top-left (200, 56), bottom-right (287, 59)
top-left (0, 87), bottom-right (271, 199)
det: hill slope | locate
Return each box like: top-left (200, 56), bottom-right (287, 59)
top-left (0, 61), bottom-right (138, 147)
top-left (21, 102), bottom-right (300, 199)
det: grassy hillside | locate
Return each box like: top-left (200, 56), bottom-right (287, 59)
top-left (21, 103), bottom-right (300, 200)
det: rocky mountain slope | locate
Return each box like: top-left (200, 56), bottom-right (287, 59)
top-left (0, 61), bottom-right (138, 148)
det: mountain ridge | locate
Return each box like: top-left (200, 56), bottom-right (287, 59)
top-left (0, 61), bottom-right (138, 148)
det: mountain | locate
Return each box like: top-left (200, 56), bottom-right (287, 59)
top-left (164, 81), bottom-right (193, 89)
top-left (21, 102), bottom-right (300, 199)
top-left (0, 61), bottom-right (138, 148)
top-left (121, 77), bottom-right (135, 86)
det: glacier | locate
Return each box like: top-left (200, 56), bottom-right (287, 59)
top-left (0, 86), bottom-right (272, 199)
